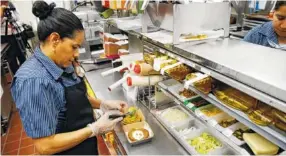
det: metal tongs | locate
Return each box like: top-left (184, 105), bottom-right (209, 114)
top-left (109, 108), bottom-right (137, 119)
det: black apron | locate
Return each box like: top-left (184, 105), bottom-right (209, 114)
top-left (55, 77), bottom-right (98, 155)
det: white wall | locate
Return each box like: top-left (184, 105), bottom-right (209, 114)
top-left (11, 0), bottom-right (72, 30)
top-left (11, 0), bottom-right (36, 29)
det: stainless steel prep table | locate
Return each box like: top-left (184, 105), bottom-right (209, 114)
top-left (85, 68), bottom-right (188, 155)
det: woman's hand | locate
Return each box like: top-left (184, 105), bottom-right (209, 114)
top-left (88, 110), bottom-right (123, 137)
top-left (100, 100), bottom-right (128, 112)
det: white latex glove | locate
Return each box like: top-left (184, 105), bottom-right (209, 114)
top-left (100, 100), bottom-right (128, 112)
top-left (87, 110), bottom-right (123, 137)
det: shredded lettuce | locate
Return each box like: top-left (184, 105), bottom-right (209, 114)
top-left (187, 132), bottom-right (222, 154)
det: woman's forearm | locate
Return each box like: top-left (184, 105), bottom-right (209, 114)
top-left (33, 127), bottom-right (92, 155)
top-left (88, 96), bottom-right (102, 109)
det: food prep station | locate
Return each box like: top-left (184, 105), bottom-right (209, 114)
top-left (85, 69), bottom-right (189, 155)
top-left (81, 1), bottom-right (286, 155)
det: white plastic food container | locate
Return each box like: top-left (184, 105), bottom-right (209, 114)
top-left (172, 119), bottom-right (206, 137)
top-left (168, 83), bottom-right (199, 102)
top-left (159, 105), bottom-right (194, 130)
top-left (180, 129), bottom-right (229, 155)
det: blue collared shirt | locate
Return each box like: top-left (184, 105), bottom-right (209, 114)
top-left (11, 47), bottom-right (81, 138)
top-left (244, 22), bottom-right (278, 48)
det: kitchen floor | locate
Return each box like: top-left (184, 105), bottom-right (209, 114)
top-left (1, 111), bottom-right (36, 155)
top-left (1, 111), bottom-right (110, 155)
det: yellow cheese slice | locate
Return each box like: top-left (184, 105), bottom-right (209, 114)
top-left (243, 133), bottom-right (279, 155)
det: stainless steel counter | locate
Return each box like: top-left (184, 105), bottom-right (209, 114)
top-left (85, 68), bottom-right (188, 155)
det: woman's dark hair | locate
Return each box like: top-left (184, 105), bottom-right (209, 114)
top-left (274, 1), bottom-right (286, 10)
top-left (32, 0), bottom-right (83, 41)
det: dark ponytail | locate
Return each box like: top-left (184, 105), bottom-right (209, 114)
top-left (32, 0), bottom-right (83, 41)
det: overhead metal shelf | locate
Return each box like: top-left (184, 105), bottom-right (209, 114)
top-left (142, 40), bottom-right (286, 150)
top-left (174, 39), bottom-right (286, 109)
top-left (141, 37), bottom-right (286, 113)
top-left (108, 15), bottom-right (286, 108)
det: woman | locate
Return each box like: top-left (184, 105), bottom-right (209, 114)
top-left (11, 1), bottom-right (127, 155)
top-left (244, 1), bottom-right (286, 50)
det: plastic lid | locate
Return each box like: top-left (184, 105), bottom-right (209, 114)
top-left (134, 64), bottom-right (141, 74)
top-left (118, 49), bottom-right (129, 53)
top-left (116, 40), bottom-right (128, 45)
top-left (127, 77), bottom-right (132, 86)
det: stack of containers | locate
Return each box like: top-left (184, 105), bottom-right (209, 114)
top-left (103, 33), bottom-right (128, 59)
top-left (154, 105), bottom-right (238, 155)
